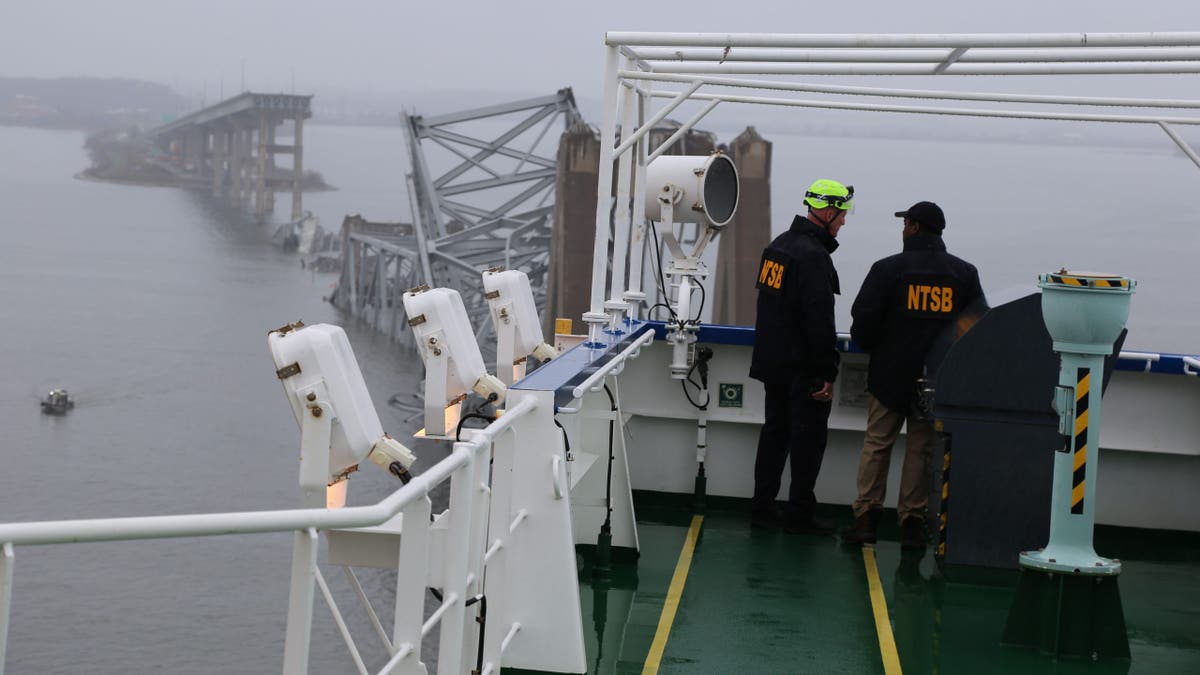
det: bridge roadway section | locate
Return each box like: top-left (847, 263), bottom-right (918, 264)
top-left (148, 92), bottom-right (312, 220)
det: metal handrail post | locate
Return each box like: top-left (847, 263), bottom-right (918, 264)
top-left (282, 527), bottom-right (320, 675)
top-left (436, 445), bottom-right (477, 675)
top-left (585, 45), bottom-right (622, 345)
top-left (606, 66), bottom-right (637, 330)
top-left (0, 543), bottom-right (12, 675)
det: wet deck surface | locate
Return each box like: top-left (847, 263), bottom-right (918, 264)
top-left (566, 497), bottom-right (1200, 675)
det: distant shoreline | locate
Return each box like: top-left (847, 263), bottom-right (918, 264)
top-left (73, 169), bottom-right (337, 192)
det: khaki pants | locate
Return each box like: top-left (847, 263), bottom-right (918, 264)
top-left (853, 394), bottom-right (936, 523)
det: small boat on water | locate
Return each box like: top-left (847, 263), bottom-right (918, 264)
top-left (39, 389), bottom-right (73, 415)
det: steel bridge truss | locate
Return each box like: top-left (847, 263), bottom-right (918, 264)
top-left (337, 89), bottom-right (583, 351)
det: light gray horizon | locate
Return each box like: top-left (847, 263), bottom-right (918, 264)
top-left (4, 1), bottom-right (1199, 102)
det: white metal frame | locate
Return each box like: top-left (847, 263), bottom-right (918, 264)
top-left (0, 322), bottom-right (658, 674)
top-left (0, 399), bottom-right (542, 675)
top-left (582, 31), bottom-right (1200, 346)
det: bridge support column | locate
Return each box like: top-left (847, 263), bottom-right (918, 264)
top-left (231, 126), bottom-right (244, 202)
top-left (187, 128), bottom-right (203, 177)
top-left (291, 114), bottom-right (304, 220)
top-left (267, 124), bottom-right (277, 213)
top-left (211, 127), bottom-right (225, 198)
top-left (255, 114), bottom-right (269, 219)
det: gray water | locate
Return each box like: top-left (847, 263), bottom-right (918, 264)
top-left (0, 120), bottom-right (1196, 674)
top-left (0, 125), bottom-right (422, 674)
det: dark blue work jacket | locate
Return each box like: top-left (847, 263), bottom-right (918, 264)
top-left (749, 215), bottom-right (840, 387)
top-left (850, 232), bottom-right (984, 412)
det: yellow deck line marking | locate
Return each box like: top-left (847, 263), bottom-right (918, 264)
top-left (863, 547), bottom-right (903, 675)
top-left (641, 514), bottom-right (703, 675)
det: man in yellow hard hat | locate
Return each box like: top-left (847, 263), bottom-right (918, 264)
top-left (749, 179), bottom-right (852, 534)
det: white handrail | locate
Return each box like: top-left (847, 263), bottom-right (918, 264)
top-left (619, 70), bottom-right (1200, 110)
top-left (648, 90), bottom-right (1200, 126)
top-left (644, 61), bottom-right (1200, 76)
top-left (607, 32), bottom-right (1200, 49)
top-left (628, 46), bottom-right (1200, 65)
top-left (572, 330), bottom-right (655, 399)
top-left (1119, 351), bottom-right (1161, 372)
top-left (0, 397), bottom-right (537, 547)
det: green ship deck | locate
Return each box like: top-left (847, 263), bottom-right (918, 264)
top-left (550, 494), bottom-right (1200, 675)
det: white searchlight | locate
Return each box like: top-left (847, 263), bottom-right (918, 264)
top-left (644, 152), bottom-right (739, 379)
top-left (483, 267), bottom-right (558, 385)
top-left (268, 322), bottom-right (417, 509)
top-left (644, 153), bottom-right (739, 230)
top-left (402, 286), bottom-right (507, 438)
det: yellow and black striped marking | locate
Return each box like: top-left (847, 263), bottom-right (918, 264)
top-left (1071, 368), bottom-right (1090, 515)
top-left (937, 438), bottom-right (951, 559)
top-left (1047, 274), bottom-right (1130, 289)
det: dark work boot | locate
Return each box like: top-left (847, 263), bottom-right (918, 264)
top-left (901, 516), bottom-right (928, 551)
top-left (840, 508), bottom-right (882, 545)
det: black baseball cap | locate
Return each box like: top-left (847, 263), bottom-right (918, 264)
top-left (894, 201), bottom-right (945, 232)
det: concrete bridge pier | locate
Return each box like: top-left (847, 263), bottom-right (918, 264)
top-left (150, 93), bottom-right (312, 220)
top-left (265, 124), bottom-right (277, 214)
top-left (211, 127), bottom-right (226, 198)
top-left (291, 114), bottom-right (304, 220)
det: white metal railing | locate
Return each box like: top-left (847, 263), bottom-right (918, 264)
top-left (0, 396), bottom-right (539, 675)
top-left (571, 329), bottom-right (655, 399)
top-left (582, 31), bottom-right (1200, 343)
top-left (620, 71), bottom-right (1200, 110)
top-left (607, 31), bottom-right (1200, 49)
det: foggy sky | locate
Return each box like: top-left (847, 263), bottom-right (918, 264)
top-left (4, 0), bottom-right (1199, 102)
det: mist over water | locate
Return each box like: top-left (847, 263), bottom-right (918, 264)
top-left (0, 114), bottom-right (1195, 672)
top-left (0, 126), bottom-right (420, 674)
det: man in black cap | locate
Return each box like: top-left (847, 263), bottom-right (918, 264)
top-left (842, 201), bottom-right (984, 549)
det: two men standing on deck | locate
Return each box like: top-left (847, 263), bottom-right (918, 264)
top-left (842, 201), bottom-right (983, 549)
top-left (749, 190), bottom-right (983, 548)
top-left (749, 179), bottom-right (852, 534)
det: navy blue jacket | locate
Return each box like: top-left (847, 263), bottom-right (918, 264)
top-left (850, 232), bottom-right (983, 412)
top-left (749, 215), bottom-right (840, 386)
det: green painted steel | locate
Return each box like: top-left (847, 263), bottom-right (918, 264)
top-left (642, 512), bottom-right (881, 674)
top-left (537, 495), bottom-right (1200, 675)
top-left (1002, 569), bottom-right (1129, 659)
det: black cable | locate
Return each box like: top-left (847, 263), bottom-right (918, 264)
top-left (647, 220), bottom-right (677, 321)
top-left (602, 384), bottom-right (617, 529)
top-left (647, 303), bottom-right (675, 321)
top-left (690, 280), bottom-right (707, 325)
top-left (680, 353), bottom-right (711, 410)
top-left (472, 594), bottom-right (487, 675)
top-left (426, 588), bottom-right (487, 675)
top-left (455, 413), bottom-right (495, 441)
top-left (553, 418), bottom-right (571, 458)
top-left (681, 377), bottom-right (709, 410)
